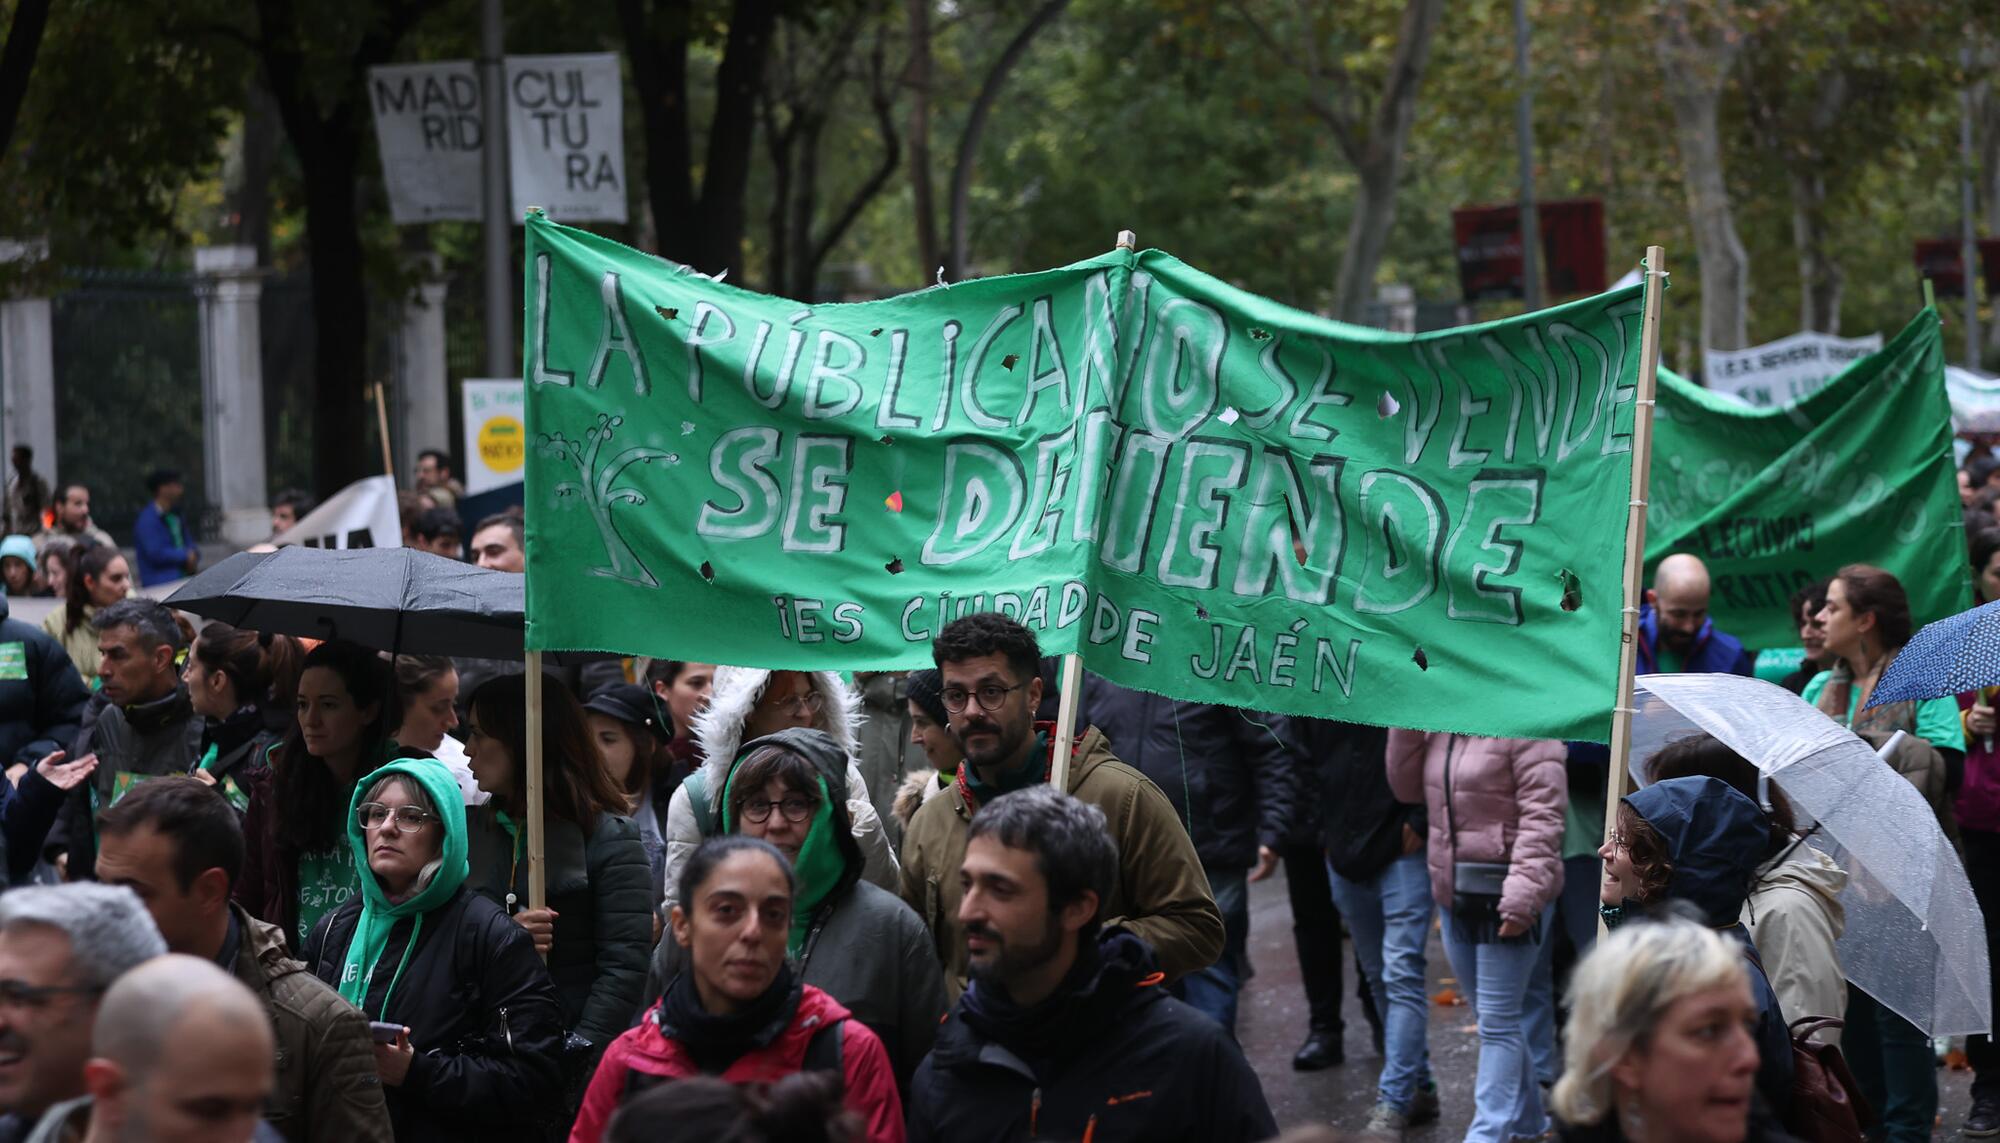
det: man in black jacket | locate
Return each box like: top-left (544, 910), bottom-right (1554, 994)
top-left (0, 595), bottom-right (94, 884)
top-left (59, 598), bottom-right (202, 880)
top-left (907, 785), bottom-right (1274, 1143)
top-left (1308, 715), bottom-right (1441, 1139)
top-left (1076, 676), bottom-right (1303, 1037)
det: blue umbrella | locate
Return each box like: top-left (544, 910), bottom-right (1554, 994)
top-left (1864, 598), bottom-right (2000, 709)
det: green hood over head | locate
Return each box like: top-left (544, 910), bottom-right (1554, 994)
top-left (336, 757), bottom-right (468, 1011)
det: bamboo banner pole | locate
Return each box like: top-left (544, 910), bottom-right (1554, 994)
top-left (525, 650), bottom-right (549, 915)
top-left (1600, 246), bottom-right (1668, 932)
top-left (1052, 228), bottom-right (1138, 791)
top-left (372, 383), bottom-right (396, 482)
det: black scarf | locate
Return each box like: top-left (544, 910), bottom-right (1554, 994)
top-left (657, 964), bottom-right (803, 1075)
top-left (201, 706), bottom-right (264, 767)
top-left (957, 929), bottom-right (1154, 1065)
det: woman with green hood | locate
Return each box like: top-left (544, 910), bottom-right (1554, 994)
top-left (300, 756), bottom-right (566, 1142)
top-left (645, 728), bottom-right (945, 1090)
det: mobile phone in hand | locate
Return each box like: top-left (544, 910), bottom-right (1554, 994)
top-left (369, 1021), bottom-right (404, 1045)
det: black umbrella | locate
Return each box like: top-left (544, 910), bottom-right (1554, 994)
top-left (163, 546), bottom-right (535, 659)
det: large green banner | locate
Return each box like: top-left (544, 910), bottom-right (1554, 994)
top-left (1646, 311), bottom-right (1969, 649)
top-left (522, 217), bottom-right (1643, 741)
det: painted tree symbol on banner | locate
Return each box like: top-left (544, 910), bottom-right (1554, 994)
top-left (538, 414), bottom-right (675, 587)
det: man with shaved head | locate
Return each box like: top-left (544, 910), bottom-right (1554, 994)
top-left (37, 955), bottom-right (274, 1143)
top-left (1554, 553), bottom-right (1756, 995)
top-left (1641, 553), bottom-right (1755, 676)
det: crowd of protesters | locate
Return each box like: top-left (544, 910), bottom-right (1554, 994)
top-left (0, 442), bottom-right (1981, 1143)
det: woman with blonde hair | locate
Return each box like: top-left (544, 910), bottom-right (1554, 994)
top-left (1553, 918), bottom-right (1791, 1143)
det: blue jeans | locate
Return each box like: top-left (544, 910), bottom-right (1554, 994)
top-left (1557, 853), bottom-right (1602, 959)
top-left (1441, 904), bottom-right (1555, 1143)
top-left (1846, 987), bottom-right (1938, 1143)
top-left (1328, 853), bottom-right (1434, 1112)
top-left (1176, 868), bottom-right (1248, 1036)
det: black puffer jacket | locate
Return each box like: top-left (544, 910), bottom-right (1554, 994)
top-left (463, 807), bottom-right (653, 1051)
top-left (1077, 677), bottom-right (1304, 872)
top-left (0, 598), bottom-right (87, 767)
top-left (301, 885), bottom-right (565, 1143)
top-left (908, 929), bottom-right (1275, 1143)
top-left (1302, 718), bottom-right (1424, 882)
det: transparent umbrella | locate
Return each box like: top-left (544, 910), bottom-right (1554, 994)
top-left (1625, 672), bottom-right (1990, 1037)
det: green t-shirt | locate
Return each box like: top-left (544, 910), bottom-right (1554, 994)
top-left (295, 843), bottom-right (360, 948)
top-left (1655, 647), bottom-right (1686, 675)
top-left (1799, 671), bottom-right (1968, 752)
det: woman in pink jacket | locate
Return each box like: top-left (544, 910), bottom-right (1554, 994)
top-left (1387, 730), bottom-right (1566, 1143)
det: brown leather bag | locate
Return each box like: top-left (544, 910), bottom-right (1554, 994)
top-left (1783, 1016), bottom-right (1872, 1143)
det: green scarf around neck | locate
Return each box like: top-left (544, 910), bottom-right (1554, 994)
top-left (337, 758), bottom-right (469, 1014)
top-left (964, 730), bottom-right (1050, 805)
top-left (722, 767), bottom-right (846, 958)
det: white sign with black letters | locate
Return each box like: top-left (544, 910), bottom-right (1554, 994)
top-left (367, 61), bottom-right (483, 223)
top-left (505, 53), bottom-right (627, 223)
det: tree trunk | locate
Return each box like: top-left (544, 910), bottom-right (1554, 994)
top-left (787, 113), bottom-right (825, 298)
top-left (232, 76), bottom-right (281, 262)
top-left (945, 0), bottom-right (1070, 280)
top-left (906, 0), bottom-right (937, 275)
top-left (0, 0), bottom-right (51, 165)
top-left (1333, 164), bottom-right (1398, 323)
top-left (696, 0), bottom-right (780, 274)
top-left (619, 0), bottom-right (697, 265)
top-left (1323, 0), bottom-right (1444, 321)
top-left (249, 0), bottom-right (429, 494)
top-left (1657, 0), bottom-right (1748, 352)
top-left (1790, 171), bottom-right (1842, 333)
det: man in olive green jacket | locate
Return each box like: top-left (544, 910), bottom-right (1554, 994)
top-left (95, 777), bottom-right (393, 1143)
top-left (900, 613), bottom-right (1223, 998)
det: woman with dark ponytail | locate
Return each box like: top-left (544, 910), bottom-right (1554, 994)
top-left (182, 623), bottom-right (304, 808)
top-left (42, 543), bottom-right (131, 682)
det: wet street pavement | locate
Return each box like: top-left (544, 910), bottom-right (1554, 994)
top-left (1237, 866), bottom-right (1977, 1139)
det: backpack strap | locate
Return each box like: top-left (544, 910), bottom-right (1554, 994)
top-left (685, 770), bottom-right (716, 837)
top-left (618, 1018), bottom-right (845, 1101)
top-left (802, 1017), bottom-right (846, 1076)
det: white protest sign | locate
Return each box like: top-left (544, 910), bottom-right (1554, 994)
top-left (368, 62), bottom-right (483, 224)
top-left (1703, 330), bottom-right (1883, 407)
top-left (273, 476), bottom-right (404, 550)
top-left (462, 379), bottom-right (527, 496)
top-left (1949, 366), bottom-right (2000, 434)
top-left (505, 53), bottom-right (627, 223)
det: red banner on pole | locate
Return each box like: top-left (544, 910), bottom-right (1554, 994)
top-left (1452, 198), bottom-right (1607, 303)
top-left (1913, 238), bottom-right (2000, 296)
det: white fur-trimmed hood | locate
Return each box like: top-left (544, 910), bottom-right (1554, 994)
top-left (691, 667), bottom-right (863, 787)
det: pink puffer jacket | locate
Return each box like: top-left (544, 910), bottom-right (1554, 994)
top-left (1386, 730), bottom-right (1567, 927)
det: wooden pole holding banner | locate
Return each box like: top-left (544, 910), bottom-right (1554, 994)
top-left (525, 650), bottom-right (549, 915)
top-left (1050, 228), bottom-right (1139, 791)
top-left (1601, 246), bottom-right (1668, 933)
top-left (371, 383), bottom-right (396, 482)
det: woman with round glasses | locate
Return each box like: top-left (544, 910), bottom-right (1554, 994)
top-left (461, 673), bottom-right (653, 1067)
top-left (660, 668), bottom-right (897, 931)
top-left (649, 728), bottom-right (944, 1091)
top-left (301, 757), bottom-right (564, 1141)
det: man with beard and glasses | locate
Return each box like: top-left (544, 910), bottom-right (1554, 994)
top-left (906, 786), bottom-right (1273, 1143)
top-left (38, 955), bottom-right (276, 1143)
top-left (0, 885), bottom-right (166, 1142)
top-left (899, 613), bottom-right (1220, 998)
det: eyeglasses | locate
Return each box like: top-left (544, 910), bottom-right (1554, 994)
top-left (761, 691), bottom-right (824, 715)
top-left (357, 803), bottom-right (437, 834)
top-left (940, 682), bottom-right (1026, 713)
top-left (0, 979), bottom-right (102, 1011)
top-left (741, 795), bottom-right (816, 824)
